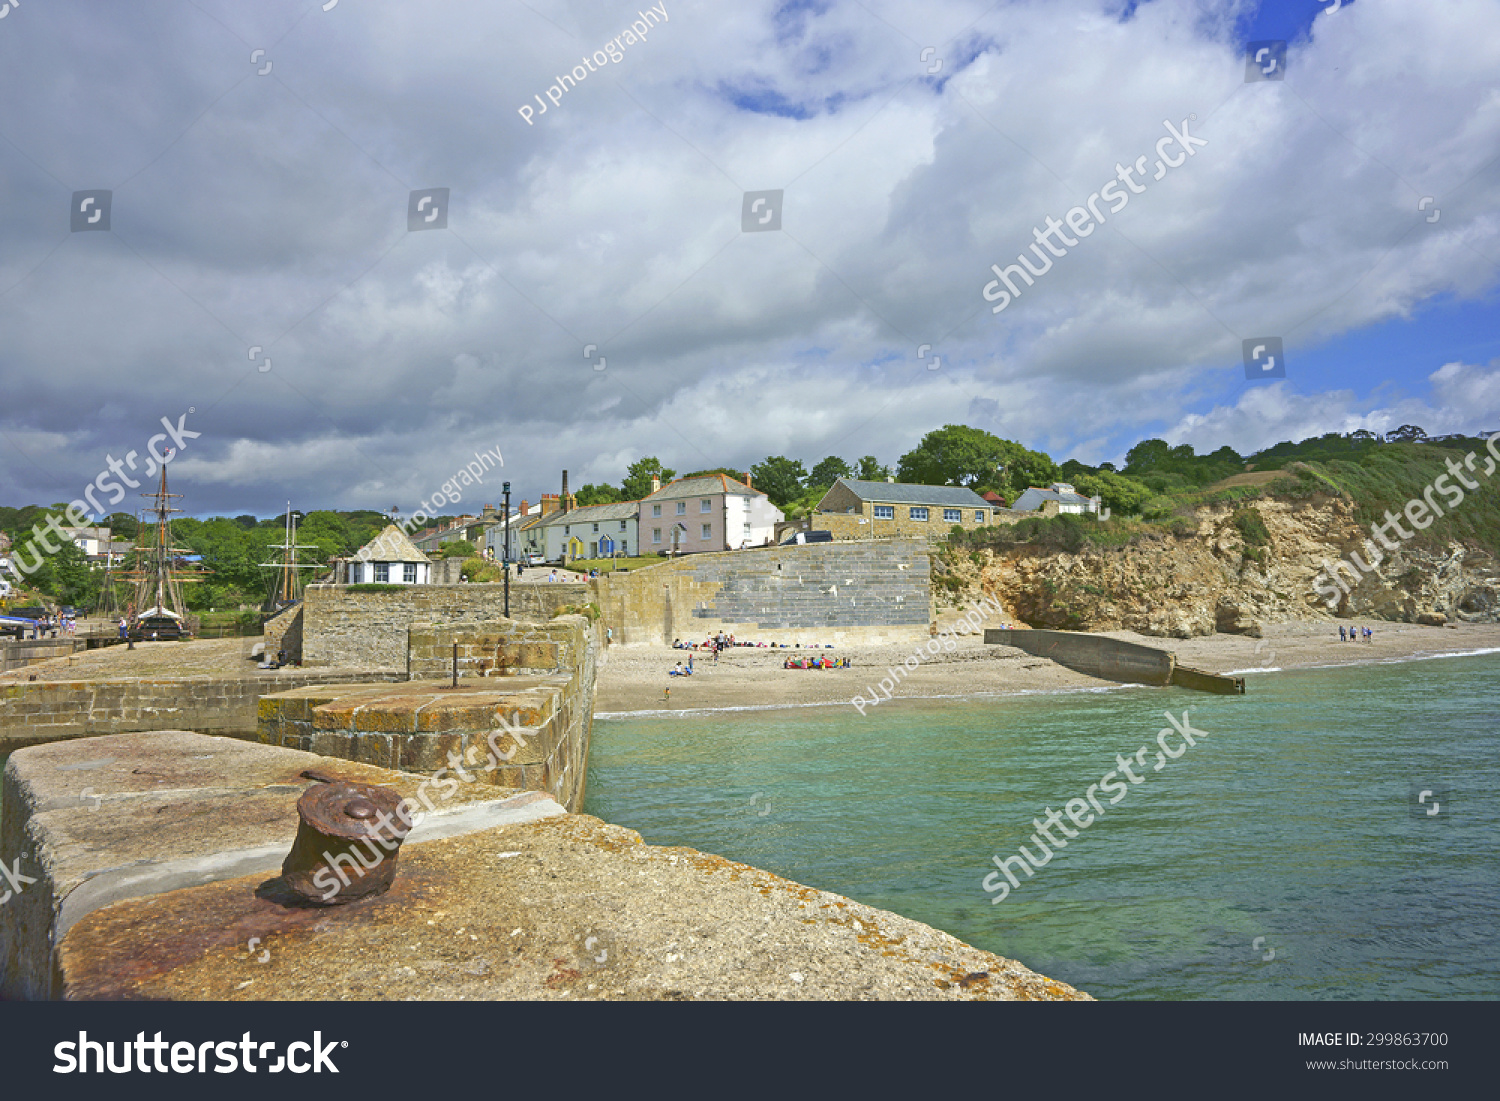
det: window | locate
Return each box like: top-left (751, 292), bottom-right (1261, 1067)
top-left (564, 525), bottom-right (570, 534)
top-left (592, 523), bottom-right (599, 532)
top-left (701, 499), bottom-right (712, 512)
top-left (620, 540), bottom-right (628, 554)
top-left (873, 505), bottom-right (895, 519)
top-left (374, 563), bottom-right (389, 582)
top-left (403, 563), bottom-right (417, 583)
top-left (676, 501), bottom-right (686, 515)
top-left (701, 523), bottom-right (712, 539)
top-left (944, 508), bottom-right (961, 522)
top-left (975, 511), bottom-right (986, 522)
top-left (652, 528), bottom-right (662, 544)
top-left (619, 520), bottom-right (626, 530)
top-left (347, 562), bottom-right (361, 584)
top-left (652, 504), bottom-right (662, 517)
top-left (910, 507), bottom-right (929, 521)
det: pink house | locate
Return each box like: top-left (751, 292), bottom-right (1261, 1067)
top-left (638, 474), bottom-right (782, 553)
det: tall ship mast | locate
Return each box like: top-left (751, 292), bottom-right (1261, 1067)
top-left (120, 458), bottom-right (203, 640)
top-left (260, 503), bottom-right (320, 609)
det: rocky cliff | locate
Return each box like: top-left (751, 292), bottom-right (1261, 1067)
top-left (936, 493), bottom-right (1500, 638)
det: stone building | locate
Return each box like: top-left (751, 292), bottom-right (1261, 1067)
top-left (809, 478), bottom-right (997, 539)
top-left (1010, 482), bottom-right (1098, 515)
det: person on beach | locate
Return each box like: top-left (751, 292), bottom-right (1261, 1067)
top-left (1340, 626), bottom-right (1347, 642)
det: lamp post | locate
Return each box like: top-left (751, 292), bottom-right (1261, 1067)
top-left (502, 481), bottom-right (511, 618)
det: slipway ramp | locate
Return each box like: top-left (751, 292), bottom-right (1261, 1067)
top-left (984, 628), bottom-right (1245, 695)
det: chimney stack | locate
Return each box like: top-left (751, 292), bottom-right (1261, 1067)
top-left (540, 494), bottom-right (558, 516)
top-left (520, 499), bottom-right (529, 517)
top-left (651, 476), bottom-right (661, 494)
top-left (560, 470), bottom-right (569, 514)
top-left (742, 472), bottom-right (752, 488)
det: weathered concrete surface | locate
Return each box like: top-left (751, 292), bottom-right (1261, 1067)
top-left (58, 812), bottom-right (1089, 1001)
top-left (984, 628), bottom-right (1245, 694)
top-left (257, 679), bottom-right (584, 809)
top-left (11, 731), bottom-right (1088, 1001)
top-left (259, 615), bottom-right (598, 811)
top-left (0, 731), bottom-right (551, 1001)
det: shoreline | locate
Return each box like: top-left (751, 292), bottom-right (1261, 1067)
top-left (594, 621), bottom-right (1500, 717)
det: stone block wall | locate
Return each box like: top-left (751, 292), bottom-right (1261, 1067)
top-left (0, 670), bottom-right (403, 754)
top-left (595, 540), bottom-right (932, 647)
top-left (0, 638), bottom-right (84, 673)
top-left (261, 603), bottom-right (303, 660)
top-left (259, 614), bottom-right (597, 811)
top-left (301, 583), bottom-right (589, 668)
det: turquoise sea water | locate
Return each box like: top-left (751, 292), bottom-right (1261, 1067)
top-left (583, 653), bottom-right (1500, 1000)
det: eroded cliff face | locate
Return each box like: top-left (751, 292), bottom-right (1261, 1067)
top-left (937, 494), bottom-right (1500, 638)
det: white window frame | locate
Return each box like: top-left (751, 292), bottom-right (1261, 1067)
top-left (701, 499), bottom-right (712, 512)
top-left (910, 507), bottom-right (929, 521)
top-left (872, 505), bottom-right (895, 519)
top-left (374, 562), bottom-right (389, 582)
top-left (652, 504), bottom-right (662, 517)
top-left (403, 562), bottom-right (417, 583)
top-left (944, 508), bottom-right (961, 522)
top-left (652, 528), bottom-right (662, 544)
top-left (676, 501), bottom-right (686, 515)
top-left (701, 523), bottom-right (712, 539)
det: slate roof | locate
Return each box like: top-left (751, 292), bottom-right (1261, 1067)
top-left (828, 478), bottom-right (992, 509)
top-left (640, 474), bottom-right (762, 502)
top-left (536, 500), bottom-right (641, 529)
top-left (354, 524), bottom-right (431, 563)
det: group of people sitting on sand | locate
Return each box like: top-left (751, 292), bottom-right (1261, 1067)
top-left (783, 655), bottom-right (850, 669)
top-left (672, 636), bottom-right (838, 650)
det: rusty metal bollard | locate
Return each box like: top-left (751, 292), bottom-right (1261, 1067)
top-left (280, 780), bottom-right (410, 905)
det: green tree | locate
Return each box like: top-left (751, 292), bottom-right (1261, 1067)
top-left (1070, 470), bottom-right (1154, 516)
top-left (621, 457), bottom-right (676, 501)
top-left (1124, 438), bottom-right (1171, 473)
top-left (897, 425), bottom-right (1056, 496)
top-left (854, 455), bottom-right (890, 481)
top-left (749, 456), bottom-right (807, 507)
top-left (438, 540), bottom-right (478, 559)
top-left (575, 483), bottom-right (622, 506)
top-left (808, 456), bottom-right (851, 489)
top-left (106, 512), bottom-right (139, 540)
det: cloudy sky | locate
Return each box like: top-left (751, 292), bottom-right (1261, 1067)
top-left (1, 0), bottom-right (1497, 519)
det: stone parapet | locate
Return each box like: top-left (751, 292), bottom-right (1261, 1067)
top-left (301, 583), bottom-right (589, 668)
top-left (0, 670), bottom-right (402, 754)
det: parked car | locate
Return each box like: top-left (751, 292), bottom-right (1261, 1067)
top-left (525, 553), bottom-right (546, 566)
top-left (779, 529), bottom-right (834, 545)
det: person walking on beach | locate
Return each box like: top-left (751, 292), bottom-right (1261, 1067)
top-left (1339, 626), bottom-right (1347, 642)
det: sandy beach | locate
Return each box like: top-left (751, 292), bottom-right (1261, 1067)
top-left (595, 621), bottom-right (1500, 715)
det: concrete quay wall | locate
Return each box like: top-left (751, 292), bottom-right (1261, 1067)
top-left (301, 583), bottom-right (590, 669)
top-left (260, 615), bottom-right (598, 812)
top-left (0, 637), bottom-right (84, 673)
top-left (0, 670), bottom-right (401, 754)
top-left (596, 540), bottom-right (932, 648)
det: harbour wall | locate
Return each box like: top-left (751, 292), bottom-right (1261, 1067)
top-left (299, 582), bottom-right (589, 668)
top-left (0, 670), bottom-right (402, 754)
top-left (595, 540), bottom-right (932, 647)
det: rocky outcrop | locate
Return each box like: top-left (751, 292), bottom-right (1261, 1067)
top-left (938, 494), bottom-right (1500, 638)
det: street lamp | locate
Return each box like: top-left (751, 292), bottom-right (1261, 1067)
top-left (502, 481), bottom-right (511, 618)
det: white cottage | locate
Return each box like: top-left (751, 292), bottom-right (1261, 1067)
top-left (343, 524), bottom-right (432, 585)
